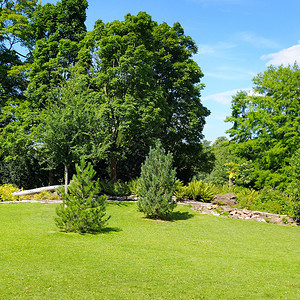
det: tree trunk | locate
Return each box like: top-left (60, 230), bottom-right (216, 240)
top-left (64, 164), bottom-right (68, 194)
top-left (110, 155), bottom-right (117, 182)
top-left (48, 170), bottom-right (53, 186)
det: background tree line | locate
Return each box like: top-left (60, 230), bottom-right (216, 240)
top-left (0, 0), bottom-right (211, 188)
top-left (1, 1), bottom-right (300, 219)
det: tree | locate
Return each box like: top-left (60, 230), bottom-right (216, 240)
top-left (26, 0), bottom-right (88, 108)
top-left (37, 71), bottom-right (109, 193)
top-left (287, 149), bottom-right (300, 222)
top-left (79, 12), bottom-right (210, 182)
top-left (55, 159), bottom-right (110, 233)
top-left (138, 140), bottom-right (177, 219)
top-left (226, 64), bottom-right (300, 189)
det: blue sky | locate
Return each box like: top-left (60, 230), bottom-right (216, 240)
top-left (43, 0), bottom-right (300, 142)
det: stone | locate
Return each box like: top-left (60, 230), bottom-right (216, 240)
top-left (212, 193), bottom-right (238, 206)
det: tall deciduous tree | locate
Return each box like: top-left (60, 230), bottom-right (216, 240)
top-left (0, 0), bottom-right (43, 188)
top-left (226, 64), bottom-right (300, 189)
top-left (80, 12), bottom-right (209, 181)
top-left (26, 0), bottom-right (88, 108)
top-left (37, 72), bottom-right (109, 193)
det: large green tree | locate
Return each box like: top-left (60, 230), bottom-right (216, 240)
top-left (226, 64), bottom-right (300, 189)
top-left (0, 0), bottom-right (43, 188)
top-left (80, 12), bottom-right (210, 181)
top-left (26, 0), bottom-right (88, 108)
top-left (37, 72), bottom-right (109, 192)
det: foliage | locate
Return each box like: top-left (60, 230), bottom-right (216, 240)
top-left (186, 180), bottom-right (214, 202)
top-left (26, 0), bottom-right (88, 108)
top-left (99, 180), bottom-right (130, 197)
top-left (30, 190), bottom-right (60, 201)
top-left (80, 12), bottom-right (209, 182)
top-left (205, 137), bottom-right (254, 188)
top-left (0, 184), bottom-right (19, 201)
top-left (127, 178), bottom-right (139, 196)
top-left (287, 148), bottom-right (300, 222)
top-left (226, 64), bottom-right (300, 190)
top-left (55, 159), bottom-right (109, 233)
top-left (138, 141), bottom-right (177, 219)
top-left (213, 184), bottom-right (293, 215)
top-left (174, 180), bottom-right (189, 200)
top-left (36, 72), bottom-right (109, 191)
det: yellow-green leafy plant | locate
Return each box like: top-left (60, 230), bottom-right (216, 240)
top-left (174, 180), bottom-right (188, 200)
top-left (128, 178), bottom-right (139, 196)
top-left (0, 184), bottom-right (20, 201)
top-left (31, 190), bottom-right (60, 201)
top-left (186, 180), bottom-right (214, 202)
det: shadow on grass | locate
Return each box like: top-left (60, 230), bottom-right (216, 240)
top-left (167, 211), bottom-right (195, 221)
top-left (100, 226), bottom-right (123, 234)
top-left (144, 211), bottom-right (194, 222)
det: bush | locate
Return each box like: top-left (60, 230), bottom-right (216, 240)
top-left (0, 184), bottom-right (20, 201)
top-left (55, 160), bottom-right (110, 233)
top-left (138, 141), bottom-right (177, 219)
top-left (186, 180), bottom-right (214, 202)
top-left (174, 180), bottom-right (188, 200)
top-left (31, 190), bottom-right (60, 201)
top-left (127, 178), bottom-right (139, 196)
top-left (99, 180), bottom-right (130, 196)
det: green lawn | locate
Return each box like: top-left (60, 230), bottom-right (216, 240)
top-left (0, 202), bottom-right (299, 299)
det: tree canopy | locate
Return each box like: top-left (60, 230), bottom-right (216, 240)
top-left (79, 12), bottom-right (209, 181)
top-left (226, 64), bottom-right (300, 189)
top-left (0, 2), bottom-right (210, 187)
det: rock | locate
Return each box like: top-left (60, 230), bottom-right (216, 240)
top-left (212, 193), bottom-right (238, 206)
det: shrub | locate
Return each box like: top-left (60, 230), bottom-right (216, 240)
top-left (0, 184), bottom-right (20, 201)
top-left (55, 160), bottom-right (110, 233)
top-left (186, 180), bottom-right (214, 202)
top-left (31, 190), bottom-right (60, 201)
top-left (174, 180), bottom-right (188, 200)
top-left (99, 180), bottom-right (130, 196)
top-left (127, 178), bottom-right (139, 196)
top-left (138, 141), bottom-right (177, 219)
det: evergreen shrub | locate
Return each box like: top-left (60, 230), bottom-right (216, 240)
top-left (55, 160), bottom-right (110, 233)
top-left (138, 141), bottom-right (176, 219)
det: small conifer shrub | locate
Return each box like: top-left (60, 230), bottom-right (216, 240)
top-left (55, 160), bottom-right (110, 233)
top-left (138, 141), bottom-right (177, 219)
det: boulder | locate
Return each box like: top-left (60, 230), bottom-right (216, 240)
top-left (212, 193), bottom-right (237, 206)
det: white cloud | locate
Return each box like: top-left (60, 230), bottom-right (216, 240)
top-left (206, 66), bottom-right (256, 80)
top-left (202, 88), bottom-right (251, 104)
top-left (197, 42), bottom-right (236, 56)
top-left (261, 43), bottom-right (300, 66)
top-left (237, 32), bottom-right (279, 49)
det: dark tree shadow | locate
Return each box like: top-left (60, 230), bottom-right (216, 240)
top-left (100, 226), bottom-right (122, 234)
top-left (167, 211), bottom-right (195, 221)
top-left (144, 211), bottom-right (195, 222)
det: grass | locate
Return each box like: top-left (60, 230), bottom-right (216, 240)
top-left (0, 202), bottom-right (299, 299)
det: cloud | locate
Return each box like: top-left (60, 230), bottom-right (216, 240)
top-left (202, 88), bottom-right (251, 104)
top-left (197, 42), bottom-right (236, 56)
top-left (237, 32), bottom-right (279, 49)
top-left (205, 66), bottom-right (256, 80)
top-left (261, 43), bottom-right (300, 66)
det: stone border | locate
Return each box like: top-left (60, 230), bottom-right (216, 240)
top-left (179, 201), bottom-right (298, 226)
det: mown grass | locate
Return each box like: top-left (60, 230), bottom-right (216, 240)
top-left (0, 202), bottom-right (299, 299)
